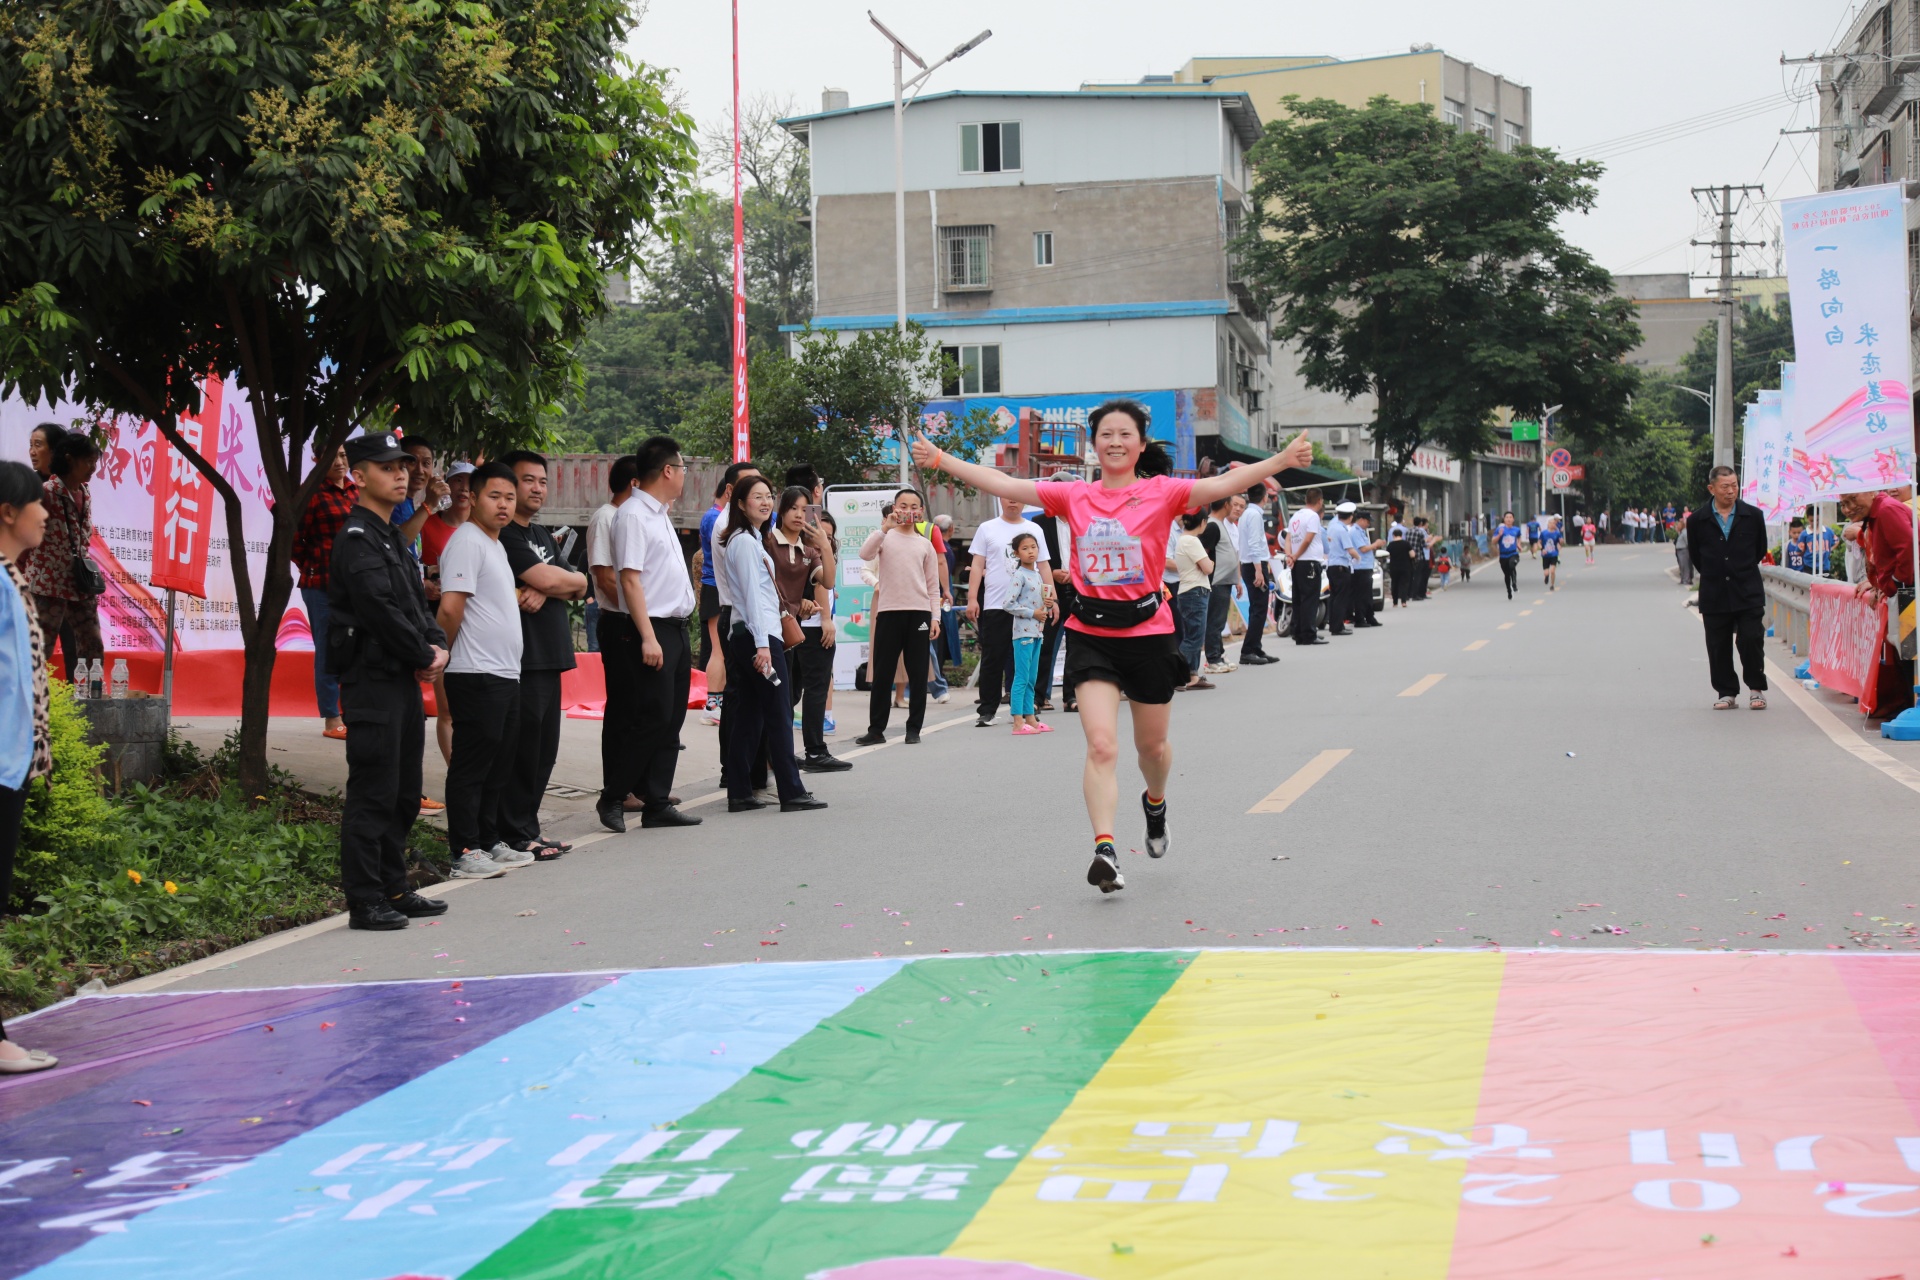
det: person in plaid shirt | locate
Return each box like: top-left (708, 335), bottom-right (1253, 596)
top-left (293, 443), bottom-right (358, 737)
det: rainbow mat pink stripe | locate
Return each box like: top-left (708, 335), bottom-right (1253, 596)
top-left (4, 949), bottom-right (1916, 1278)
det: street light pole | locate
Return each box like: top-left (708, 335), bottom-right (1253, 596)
top-left (870, 13), bottom-right (991, 485)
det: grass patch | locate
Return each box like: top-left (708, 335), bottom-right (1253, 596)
top-left (1, 694), bottom-right (450, 1019)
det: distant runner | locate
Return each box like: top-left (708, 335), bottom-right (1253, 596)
top-left (1538, 516), bottom-right (1563, 591)
top-left (1582, 518), bottom-right (1596, 565)
top-left (1495, 511), bottom-right (1522, 600)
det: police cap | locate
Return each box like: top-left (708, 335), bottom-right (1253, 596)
top-left (345, 432), bottom-right (409, 467)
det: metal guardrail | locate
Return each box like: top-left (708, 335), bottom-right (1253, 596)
top-left (1761, 564), bottom-right (1815, 660)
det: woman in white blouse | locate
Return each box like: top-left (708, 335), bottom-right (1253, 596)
top-left (719, 476), bottom-right (828, 815)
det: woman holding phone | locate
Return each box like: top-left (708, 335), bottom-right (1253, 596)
top-left (913, 403), bottom-right (1311, 893)
top-left (853, 489), bottom-right (942, 746)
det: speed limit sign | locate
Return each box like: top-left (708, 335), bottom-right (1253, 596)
top-left (1551, 466), bottom-right (1573, 489)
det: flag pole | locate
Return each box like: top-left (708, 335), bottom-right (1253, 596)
top-left (729, 0), bottom-right (750, 463)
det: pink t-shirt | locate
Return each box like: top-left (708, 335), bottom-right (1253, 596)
top-left (1039, 474), bottom-right (1195, 637)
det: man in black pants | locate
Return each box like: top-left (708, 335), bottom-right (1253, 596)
top-left (497, 451), bottom-right (589, 857)
top-left (1285, 488), bottom-right (1329, 645)
top-left (436, 461), bottom-right (527, 876)
top-left (1202, 498), bottom-right (1240, 670)
top-left (327, 432), bottom-right (454, 931)
top-left (600, 436), bottom-right (703, 831)
top-left (967, 495), bottom-right (1048, 726)
top-left (1235, 486), bottom-right (1274, 663)
top-left (1686, 465), bottom-right (1770, 710)
top-left (1410, 517), bottom-right (1432, 600)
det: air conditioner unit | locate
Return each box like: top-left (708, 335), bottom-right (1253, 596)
top-left (1326, 428), bottom-right (1350, 447)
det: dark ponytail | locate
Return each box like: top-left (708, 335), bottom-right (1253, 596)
top-left (0, 460), bottom-right (45, 511)
top-left (1135, 440), bottom-right (1173, 478)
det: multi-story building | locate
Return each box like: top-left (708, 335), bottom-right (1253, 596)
top-left (1615, 273), bottom-right (1789, 373)
top-left (1087, 50), bottom-right (1535, 530)
top-left (777, 89), bottom-right (1271, 471)
top-left (1818, 1), bottom-right (1920, 191)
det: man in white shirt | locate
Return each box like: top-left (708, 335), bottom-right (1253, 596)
top-left (1284, 488), bottom-right (1330, 646)
top-left (1234, 486), bottom-right (1274, 663)
top-left (434, 461), bottom-right (526, 876)
top-left (966, 496), bottom-right (1051, 727)
top-left (587, 455), bottom-right (640, 813)
top-left (599, 436), bottom-right (702, 833)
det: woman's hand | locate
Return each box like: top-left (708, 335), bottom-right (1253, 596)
top-left (821, 620), bottom-right (836, 648)
top-left (930, 614), bottom-right (941, 640)
top-left (911, 432), bottom-right (942, 472)
top-left (1276, 430), bottom-right (1313, 471)
top-left (754, 646), bottom-right (773, 678)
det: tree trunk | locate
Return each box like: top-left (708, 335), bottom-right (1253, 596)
top-left (234, 518), bottom-right (299, 799)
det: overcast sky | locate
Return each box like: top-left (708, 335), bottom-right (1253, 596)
top-left (635, 1), bottom-right (1861, 293)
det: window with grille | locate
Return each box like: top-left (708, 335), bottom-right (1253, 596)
top-left (941, 344), bottom-right (1002, 396)
top-left (959, 122), bottom-right (1022, 173)
top-left (941, 224), bottom-right (993, 290)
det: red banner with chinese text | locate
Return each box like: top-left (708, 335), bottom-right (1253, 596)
top-left (148, 376), bottom-right (225, 599)
top-left (1807, 578), bottom-right (1887, 711)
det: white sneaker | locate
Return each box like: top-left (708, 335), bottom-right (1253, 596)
top-left (933, 692), bottom-right (950, 704)
top-left (450, 851), bottom-right (507, 879)
top-left (488, 842), bottom-right (535, 866)
top-left (1202, 661), bottom-right (1235, 675)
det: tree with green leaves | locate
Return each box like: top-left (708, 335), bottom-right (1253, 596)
top-left (0, 0), bottom-right (695, 793)
top-left (676, 325), bottom-right (999, 487)
top-left (1674, 299), bottom-right (1795, 431)
top-left (1235, 95), bottom-right (1643, 499)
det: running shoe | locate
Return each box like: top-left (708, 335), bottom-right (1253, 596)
top-left (824, 713), bottom-right (837, 733)
top-left (1142, 791), bottom-right (1169, 859)
top-left (449, 852), bottom-right (507, 879)
top-left (1087, 846), bottom-right (1125, 893)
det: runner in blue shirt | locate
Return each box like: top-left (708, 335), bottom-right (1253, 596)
top-left (1538, 516), bottom-right (1564, 591)
top-left (1495, 511), bottom-right (1522, 600)
top-left (1524, 517), bottom-right (1541, 560)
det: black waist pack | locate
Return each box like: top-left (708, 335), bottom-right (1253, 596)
top-left (1067, 589), bottom-right (1162, 631)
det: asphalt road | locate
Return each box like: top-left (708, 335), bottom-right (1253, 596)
top-left (158, 544), bottom-right (1920, 992)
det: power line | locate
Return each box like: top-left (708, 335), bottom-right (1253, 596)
top-left (1571, 92), bottom-right (1806, 162)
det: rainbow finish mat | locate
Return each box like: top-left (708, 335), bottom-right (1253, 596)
top-left (2, 950), bottom-right (1917, 1278)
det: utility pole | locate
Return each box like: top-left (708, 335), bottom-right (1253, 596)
top-left (1690, 184), bottom-right (1765, 469)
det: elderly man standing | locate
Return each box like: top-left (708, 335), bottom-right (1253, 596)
top-left (1686, 465), bottom-right (1769, 711)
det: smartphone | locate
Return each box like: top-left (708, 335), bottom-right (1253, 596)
top-left (805, 503), bottom-right (822, 530)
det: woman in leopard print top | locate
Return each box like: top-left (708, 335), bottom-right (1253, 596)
top-left (0, 461), bottom-right (56, 1073)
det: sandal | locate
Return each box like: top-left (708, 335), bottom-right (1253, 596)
top-left (322, 725), bottom-right (347, 741)
top-left (1749, 693), bottom-right (1767, 710)
top-left (1713, 696), bottom-right (1738, 710)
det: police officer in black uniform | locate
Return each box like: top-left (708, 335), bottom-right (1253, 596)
top-left (328, 432), bottom-right (453, 930)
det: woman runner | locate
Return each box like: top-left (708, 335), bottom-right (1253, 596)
top-left (913, 402), bottom-right (1311, 893)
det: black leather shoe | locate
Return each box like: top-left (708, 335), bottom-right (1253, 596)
top-left (389, 891), bottom-right (448, 918)
top-left (349, 902), bottom-right (410, 931)
top-left (596, 799), bottom-right (626, 833)
top-left (800, 753), bottom-right (853, 772)
top-left (727, 797), bottom-right (766, 813)
top-left (781, 793), bottom-right (829, 813)
top-left (853, 732), bottom-right (886, 746)
top-left (642, 805), bottom-right (703, 828)
top-left (903, 730), bottom-right (921, 744)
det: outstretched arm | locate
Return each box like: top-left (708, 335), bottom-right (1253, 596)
top-left (1190, 432), bottom-right (1313, 508)
top-left (911, 433), bottom-right (1041, 508)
